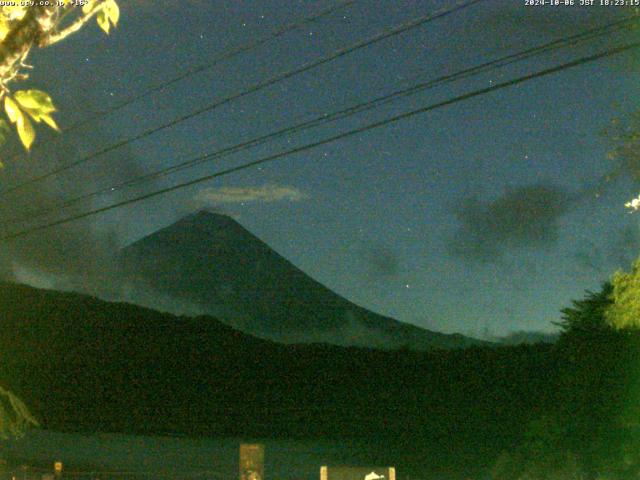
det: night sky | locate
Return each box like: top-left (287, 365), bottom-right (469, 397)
top-left (2, 0), bottom-right (640, 338)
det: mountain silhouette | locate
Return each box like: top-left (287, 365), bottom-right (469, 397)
top-left (120, 210), bottom-right (483, 350)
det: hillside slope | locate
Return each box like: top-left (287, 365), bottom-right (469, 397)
top-left (121, 211), bottom-right (482, 350)
top-left (0, 281), bottom-right (551, 442)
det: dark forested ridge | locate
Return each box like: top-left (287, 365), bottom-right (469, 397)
top-left (0, 282), bottom-right (551, 438)
top-left (0, 281), bottom-right (636, 478)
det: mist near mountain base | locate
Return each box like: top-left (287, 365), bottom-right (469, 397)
top-left (0, 134), bottom-right (203, 316)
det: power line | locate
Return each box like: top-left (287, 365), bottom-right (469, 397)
top-left (63, 0), bottom-right (358, 134)
top-left (95, 15), bottom-right (638, 189)
top-left (1, 14), bottom-right (635, 228)
top-left (3, 40), bottom-right (638, 241)
top-left (0, 0), bottom-right (485, 198)
top-left (1, 1), bottom-right (358, 173)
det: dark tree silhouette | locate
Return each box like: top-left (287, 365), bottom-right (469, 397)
top-left (556, 282), bottom-right (614, 339)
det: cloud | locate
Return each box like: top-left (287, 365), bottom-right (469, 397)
top-left (0, 130), bottom-right (158, 297)
top-left (448, 183), bottom-right (574, 262)
top-left (365, 245), bottom-right (400, 279)
top-left (195, 185), bottom-right (308, 205)
top-left (494, 330), bottom-right (559, 345)
top-left (368, 246), bottom-right (399, 277)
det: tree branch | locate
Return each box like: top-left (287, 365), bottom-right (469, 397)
top-left (44, 3), bottom-right (108, 46)
top-left (0, 5), bottom-right (57, 81)
top-left (0, 384), bottom-right (38, 439)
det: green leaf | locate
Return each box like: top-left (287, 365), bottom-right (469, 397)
top-left (3, 96), bottom-right (34, 149)
top-left (82, 0), bottom-right (93, 14)
top-left (4, 96), bottom-right (21, 124)
top-left (96, 9), bottom-right (110, 33)
top-left (39, 113), bottom-right (60, 132)
top-left (105, 0), bottom-right (119, 26)
top-left (0, 385), bottom-right (38, 439)
top-left (11, 90), bottom-right (59, 133)
top-left (93, 0), bottom-right (119, 34)
top-left (0, 16), bottom-right (10, 41)
top-left (16, 114), bottom-right (35, 150)
top-left (7, 391), bottom-right (38, 427)
top-left (14, 90), bottom-right (56, 113)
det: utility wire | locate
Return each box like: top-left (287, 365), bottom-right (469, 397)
top-left (92, 15), bottom-right (639, 188)
top-left (3, 40), bottom-right (638, 241)
top-left (1, 14), bottom-right (635, 228)
top-left (0, 0), bottom-right (485, 198)
top-left (63, 0), bottom-right (358, 134)
top-left (1, 1), bottom-right (358, 167)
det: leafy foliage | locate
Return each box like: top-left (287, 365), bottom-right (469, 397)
top-left (556, 282), bottom-right (614, 336)
top-left (0, 0), bottom-right (119, 153)
top-left (603, 111), bottom-right (640, 184)
top-left (3, 278), bottom-right (640, 478)
top-left (491, 443), bottom-right (584, 480)
top-left (0, 385), bottom-right (38, 439)
top-left (606, 259), bottom-right (640, 330)
top-left (490, 282), bottom-right (640, 480)
top-left (0, 0), bottom-right (120, 437)
top-left (83, 0), bottom-right (119, 34)
top-left (0, 281), bottom-right (554, 477)
top-left (600, 111), bottom-right (640, 211)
